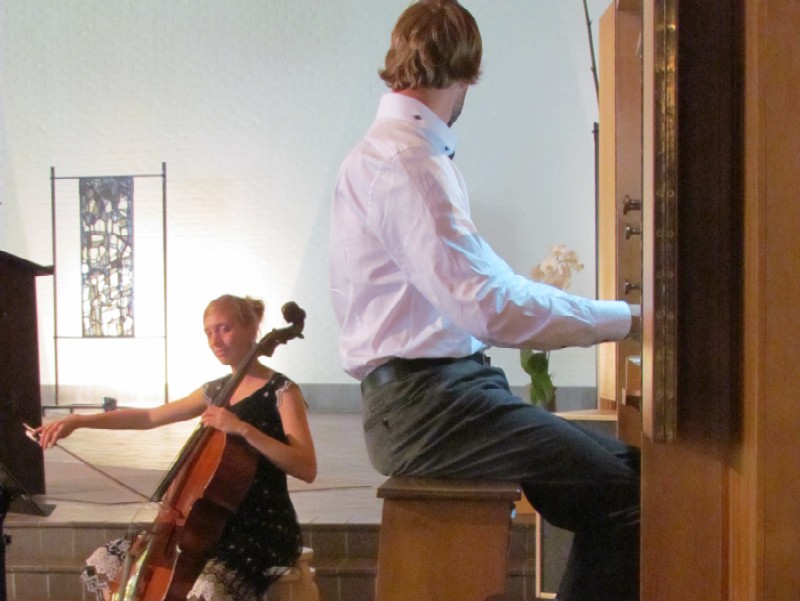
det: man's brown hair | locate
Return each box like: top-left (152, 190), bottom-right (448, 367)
top-left (379, 0), bottom-right (482, 91)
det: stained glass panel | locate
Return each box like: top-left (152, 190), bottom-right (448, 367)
top-left (79, 177), bottom-right (134, 337)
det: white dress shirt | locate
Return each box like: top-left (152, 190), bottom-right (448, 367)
top-left (329, 93), bottom-right (631, 380)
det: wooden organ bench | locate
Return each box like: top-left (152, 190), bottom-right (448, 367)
top-left (375, 476), bottom-right (521, 601)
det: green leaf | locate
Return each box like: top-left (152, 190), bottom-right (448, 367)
top-left (520, 348), bottom-right (533, 373)
top-left (519, 349), bottom-right (556, 408)
top-left (520, 349), bottom-right (549, 377)
top-left (529, 372), bottom-right (555, 406)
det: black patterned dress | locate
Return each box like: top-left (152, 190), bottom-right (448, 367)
top-left (82, 372), bottom-right (304, 601)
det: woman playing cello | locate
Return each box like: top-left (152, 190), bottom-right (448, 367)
top-left (35, 294), bottom-right (317, 601)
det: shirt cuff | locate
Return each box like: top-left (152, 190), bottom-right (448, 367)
top-left (592, 300), bottom-right (633, 343)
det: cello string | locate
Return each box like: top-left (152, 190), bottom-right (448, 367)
top-left (23, 422), bottom-right (152, 502)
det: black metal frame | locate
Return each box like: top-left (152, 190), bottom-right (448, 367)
top-left (49, 163), bottom-right (169, 406)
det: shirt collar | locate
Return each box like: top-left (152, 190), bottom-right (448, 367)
top-left (376, 93), bottom-right (458, 157)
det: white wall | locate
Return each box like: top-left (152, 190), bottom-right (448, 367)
top-left (0, 0), bottom-right (610, 403)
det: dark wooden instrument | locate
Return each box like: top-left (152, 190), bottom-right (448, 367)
top-left (114, 302), bottom-right (306, 601)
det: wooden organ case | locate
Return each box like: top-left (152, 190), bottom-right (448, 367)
top-left (597, 0), bottom-right (643, 447)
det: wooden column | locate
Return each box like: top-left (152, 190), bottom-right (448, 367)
top-left (736, 0), bottom-right (800, 597)
top-left (639, 0), bottom-right (743, 599)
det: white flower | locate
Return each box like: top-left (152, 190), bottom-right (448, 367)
top-left (531, 245), bottom-right (584, 291)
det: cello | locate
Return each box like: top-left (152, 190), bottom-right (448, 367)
top-left (114, 301), bottom-right (306, 601)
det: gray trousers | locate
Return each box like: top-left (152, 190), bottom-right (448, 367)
top-left (361, 358), bottom-right (640, 601)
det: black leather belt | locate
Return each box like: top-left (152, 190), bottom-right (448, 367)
top-left (360, 352), bottom-right (489, 394)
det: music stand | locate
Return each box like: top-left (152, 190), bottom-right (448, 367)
top-left (0, 462), bottom-right (54, 601)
